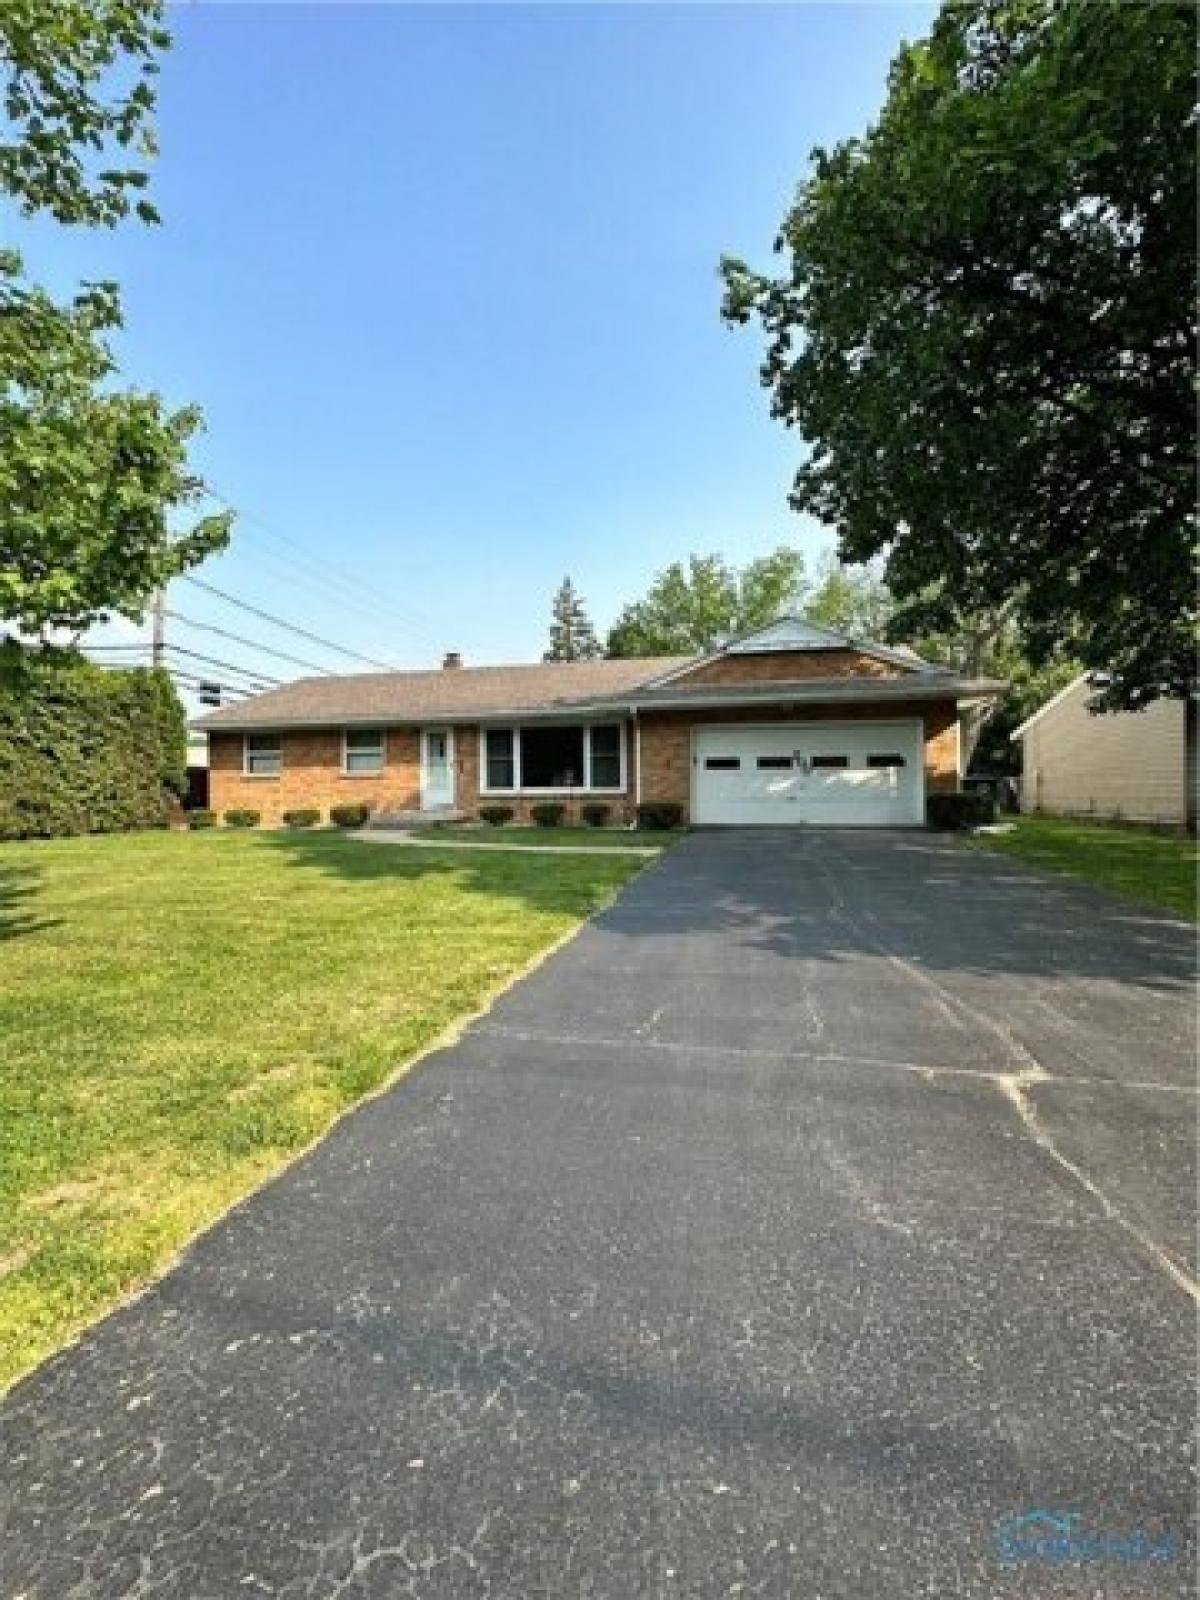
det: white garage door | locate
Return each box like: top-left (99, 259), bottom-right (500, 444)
top-left (692, 721), bottom-right (925, 827)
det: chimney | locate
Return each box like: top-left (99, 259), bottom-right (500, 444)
top-left (442, 650), bottom-right (463, 671)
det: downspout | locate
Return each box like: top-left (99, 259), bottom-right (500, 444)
top-left (632, 708), bottom-right (641, 817)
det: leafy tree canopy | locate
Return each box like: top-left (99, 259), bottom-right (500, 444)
top-left (804, 553), bottom-right (894, 639)
top-left (0, 0), bottom-right (231, 640)
top-left (722, 0), bottom-right (1196, 709)
top-left (0, 254), bottom-right (230, 636)
top-left (544, 576), bottom-right (602, 661)
top-left (1, 0), bottom-right (166, 226)
top-left (606, 548), bottom-right (806, 657)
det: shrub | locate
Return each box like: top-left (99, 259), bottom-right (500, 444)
top-left (530, 802), bottom-right (565, 828)
top-left (0, 652), bottom-right (186, 840)
top-left (223, 808), bottom-right (261, 829)
top-left (282, 807), bottom-right (321, 828)
top-left (330, 801), bottom-right (370, 829)
top-left (636, 802), bottom-right (683, 831)
top-left (581, 802), bottom-right (611, 828)
top-left (926, 791), bottom-right (994, 830)
top-left (479, 805), bottom-right (514, 826)
top-left (186, 808), bottom-right (217, 830)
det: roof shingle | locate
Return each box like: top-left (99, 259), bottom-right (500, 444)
top-left (193, 657), bottom-right (692, 731)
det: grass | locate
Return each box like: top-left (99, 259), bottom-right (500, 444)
top-left (406, 824), bottom-right (685, 850)
top-left (968, 815), bottom-right (1198, 920)
top-left (0, 828), bottom-right (646, 1389)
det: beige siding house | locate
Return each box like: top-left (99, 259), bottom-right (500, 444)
top-left (1013, 676), bottom-right (1196, 827)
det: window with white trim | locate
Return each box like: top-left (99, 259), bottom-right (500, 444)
top-left (588, 724), bottom-right (621, 789)
top-left (244, 733), bottom-right (282, 776)
top-left (484, 728), bottom-right (515, 790)
top-left (344, 727), bottom-right (385, 774)
top-left (480, 723), bottom-right (624, 793)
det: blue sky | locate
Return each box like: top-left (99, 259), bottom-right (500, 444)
top-left (22, 1), bottom-right (932, 690)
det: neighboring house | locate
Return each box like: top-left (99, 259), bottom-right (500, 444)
top-left (1012, 675), bottom-right (1197, 827)
top-left (193, 617), bottom-right (1003, 828)
top-left (185, 732), bottom-right (209, 812)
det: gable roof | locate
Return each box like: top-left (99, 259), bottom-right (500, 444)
top-left (193, 656), bottom-right (691, 731)
top-left (1009, 674), bottom-right (1090, 741)
top-left (191, 613), bottom-right (996, 734)
top-left (642, 614), bottom-right (939, 688)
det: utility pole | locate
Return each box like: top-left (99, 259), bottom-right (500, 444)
top-left (151, 587), bottom-right (166, 669)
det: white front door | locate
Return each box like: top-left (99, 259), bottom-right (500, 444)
top-left (692, 721), bottom-right (924, 826)
top-left (421, 728), bottom-right (455, 809)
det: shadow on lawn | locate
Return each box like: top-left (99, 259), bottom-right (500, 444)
top-left (0, 860), bottom-right (56, 942)
top-left (257, 828), bottom-right (641, 918)
top-left (261, 825), bottom-right (1197, 994)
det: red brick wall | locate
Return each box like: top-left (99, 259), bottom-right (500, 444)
top-left (208, 702), bottom-right (958, 826)
top-left (208, 728), bottom-right (421, 825)
top-left (638, 701), bottom-right (960, 821)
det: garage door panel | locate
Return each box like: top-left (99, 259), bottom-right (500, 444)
top-left (693, 722), bottom-right (924, 827)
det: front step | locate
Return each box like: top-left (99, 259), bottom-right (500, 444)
top-left (365, 807), bottom-right (467, 829)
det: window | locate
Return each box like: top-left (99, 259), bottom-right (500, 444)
top-left (704, 756), bottom-right (741, 771)
top-left (244, 733), bottom-right (282, 776)
top-left (589, 724), bottom-right (622, 789)
top-left (344, 728), bottom-right (385, 774)
top-left (867, 753), bottom-right (906, 769)
top-left (756, 755), bottom-right (793, 771)
top-left (485, 728), bottom-right (515, 791)
top-left (522, 725), bottom-right (584, 788)
top-left (481, 724), bottom-right (624, 792)
top-left (811, 755), bottom-right (849, 770)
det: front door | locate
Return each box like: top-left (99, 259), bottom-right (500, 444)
top-left (421, 728), bottom-right (455, 810)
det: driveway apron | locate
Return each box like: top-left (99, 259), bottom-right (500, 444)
top-left (1, 830), bottom-right (1195, 1598)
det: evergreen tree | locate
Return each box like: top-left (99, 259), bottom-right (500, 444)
top-left (544, 577), bottom-right (602, 662)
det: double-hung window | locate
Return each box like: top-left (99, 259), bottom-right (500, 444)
top-left (484, 728), bottom-right (516, 790)
top-left (343, 727), bottom-right (385, 775)
top-left (588, 724), bottom-right (622, 789)
top-left (244, 733), bottom-right (282, 777)
top-left (481, 724), bottom-right (623, 793)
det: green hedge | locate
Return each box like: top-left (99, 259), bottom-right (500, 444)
top-left (0, 650), bottom-right (186, 840)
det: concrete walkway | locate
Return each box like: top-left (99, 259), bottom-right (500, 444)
top-left (355, 828), bottom-right (662, 856)
top-left (1, 830), bottom-right (1195, 1597)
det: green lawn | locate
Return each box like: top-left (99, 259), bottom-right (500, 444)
top-left (969, 815), bottom-right (1198, 920)
top-left (406, 824), bottom-right (685, 850)
top-left (0, 829), bottom-right (646, 1389)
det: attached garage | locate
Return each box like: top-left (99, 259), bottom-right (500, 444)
top-left (691, 721), bottom-right (926, 827)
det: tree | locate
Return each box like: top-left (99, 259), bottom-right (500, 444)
top-left (0, 257), bottom-right (230, 636)
top-left (722, 0), bottom-right (1196, 711)
top-left (805, 554), bottom-right (894, 639)
top-left (607, 548), bottom-right (806, 657)
top-left (543, 576), bottom-right (602, 662)
top-left (0, 0), bottom-right (230, 641)
top-left (1, 0), bottom-right (167, 226)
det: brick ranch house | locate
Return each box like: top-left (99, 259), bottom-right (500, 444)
top-left (195, 617), bottom-right (1004, 829)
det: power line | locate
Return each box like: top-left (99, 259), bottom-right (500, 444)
top-left (80, 650), bottom-right (259, 702)
top-left (162, 643), bottom-right (282, 687)
top-left (179, 574), bottom-right (395, 670)
top-left (82, 640), bottom-right (278, 690)
top-left (201, 482), bottom-right (440, 642)
top-left (164, 609), bottom-right (334, 676)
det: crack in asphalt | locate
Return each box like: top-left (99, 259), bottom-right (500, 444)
top-left (806, 838), bottom-right (1200, 1304)
top-left (467, 1022), bottom-right (1198, 1097)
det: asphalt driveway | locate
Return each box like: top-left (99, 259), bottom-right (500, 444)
top-left (2, 830), bottom-right (1195, 1598)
